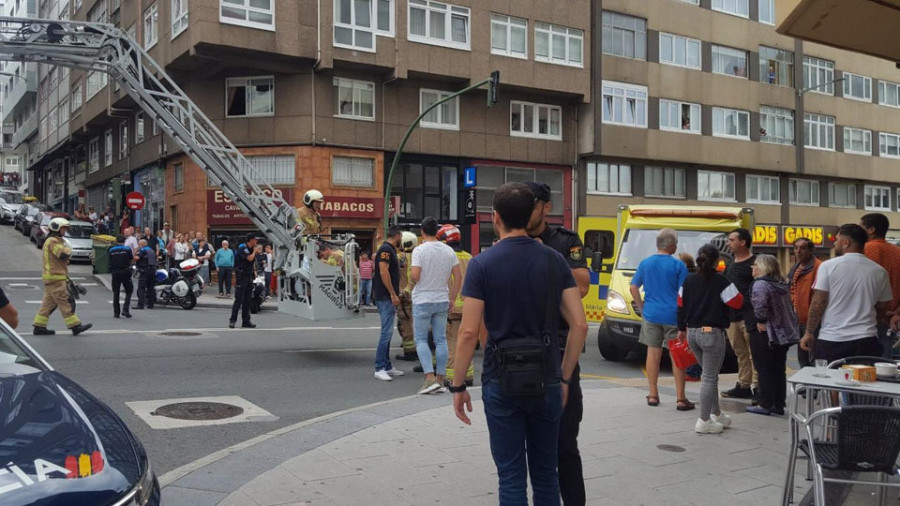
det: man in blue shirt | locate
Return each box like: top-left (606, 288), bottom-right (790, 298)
top-left (214, 240), bottom-right (235, 297)
top-left (630, 228), bottom-right (692, 410)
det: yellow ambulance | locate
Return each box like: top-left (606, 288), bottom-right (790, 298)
top-left (580, 205), bottom-right (754, 362)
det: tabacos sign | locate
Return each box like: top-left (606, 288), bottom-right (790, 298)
top-left (318, 196), bottom-right (384, 219)
top-left (207, 188), bottom-right (293, 226)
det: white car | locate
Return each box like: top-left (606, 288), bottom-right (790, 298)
top-left (62, 220), bottom-right (96, 262)
top-left (0, 197), bottom-right (23, 224)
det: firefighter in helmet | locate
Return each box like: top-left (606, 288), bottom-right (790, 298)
top-left (33, 218), bottom-right (93, 336)
top-left (394, 231), bottom-right (418, 361)
top-left (297, 189), bottom-right (327, 235)
top-left (436, 224), bottom-right (475, 385)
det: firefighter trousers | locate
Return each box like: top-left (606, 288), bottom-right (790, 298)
top-left (33, 280), bottom-right (81, 329)
top-left (446, 313), bottom-right (475, 382)
top-left (396, 292), bottom-right (416, 357)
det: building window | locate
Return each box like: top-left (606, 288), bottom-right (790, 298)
top-left (803, 113), bottom-right (835, 150)
top-left (697, 170), bottom-right (736, 201)
top-left (420, 89), bottom-right (459, 130)
top-left (843, 72), bottom-right (872, 102)
top-left (510, 101), bottom-right (562, 140)
top-left (759, 46), bottom-right (794, 87)
top-left (174, 162), bottom-right (184, 192)
top-left (601, 81), bottom-right (647, 128)
top-left (89, 137), bottom-right (100, 173)
top-left (104, 130), bottom-right (112, 167)
top-left (332, 156), bottom-right (375, 188)
top-left (536, 22), bottom-right (584, 67)
top-left (843, 127), bottom-right (872, 155)
top-left (334, 0), bottom-right (376, 51)
top-left (408, 0), bottom-right (470, 50)
top-left (829, 182), bottom-right (857, 208)
top-left (865, 185), bottom-right (891, 211)
top-left (172, 0), bottom-right (189, 38)
top-left (712, 45), bottom-right (748, 78)
top-left (135, 112), bottom-right (145, 143)
top-left (644, 166), bottom-right (685, 198)
top-left (71, 84), bottom-right (82, 111)
top-left (491, 14), bottom-right (527, 58)
top-left (375, 0), bottom-right (393, 35)
top-left (58, 99), bottom-right (69, 125)
top-left (659, 99), bottom-right (700, 134)
top-left (879, 80), bottom-right (900, 108)
top-left (789, 179), bottom-right (820, 206)
top-left (226, 76), bottom-right (274, 117)
top-left (220, 0), bottom-right (274, 30)
top-left (119, 121), bottom-right (128, 160)
top-left (758, 0), bottom-right (775, 24)
top-left (659, 32), bottom-right (700, 69)
top-left (143, 3), bottom-right (158, 48)
top-left (759, 106), bottom-right (794, 145)
top-left (880, 132), bottom-right (900, 158)
top-left (746, 175), bottom-right (780, 204)
top-left (5, 157), bottom-right (19, 167)
top-left (86, 71), bottom-right (107, 100)
top-left (601, 11), bottom-right (646, 60)
top-left (392, 163), bottom-right (462, 220)
top-left (712, 0), bottom-right (749, 17)
top-left (803, 57), bottom-right (835, 95)
top-left (152, 120), bottom-right (159, 136)
top-left (333, 78), bottom-right (375, 120)
top-left (712, 107), bottom-right (750, 139)
top-left (246, 155), bottom-right (295, 184)
top-left (586, 162), bottom-right (631, 196)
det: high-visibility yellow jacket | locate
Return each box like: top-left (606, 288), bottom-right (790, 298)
top-left (42, 235), bottom-right (71, 282)
top-left (449, 249), bottom-right (472, 312)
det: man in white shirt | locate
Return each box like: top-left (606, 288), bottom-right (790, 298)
top-left (411, 216), bottom-right (462, 395)
top-left (124, 227), bottom-right (139, 255)
top-left (800, 224), bottom-right (892, 363)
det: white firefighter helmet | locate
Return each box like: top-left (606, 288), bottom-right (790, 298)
top-left (48, 217), bottom-right (70, 233)
top-left (401, 231), bottom-right (418, 252)
top-left (303, 189), bottom-right (324, 207)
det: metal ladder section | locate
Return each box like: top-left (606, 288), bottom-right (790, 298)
top-left (0, 17), bottom-right (295, 262)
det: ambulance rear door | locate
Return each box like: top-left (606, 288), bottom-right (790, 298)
top-left (579, 217), bottom-right (617, 324)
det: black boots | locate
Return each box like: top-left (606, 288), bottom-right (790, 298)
top-left (33, 326), bottom-right (55, 335)
top-left (71, 323), bottom-right (93, 336)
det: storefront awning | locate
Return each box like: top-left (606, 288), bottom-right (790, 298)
top-left (778, 0), bottom-right (900, 62)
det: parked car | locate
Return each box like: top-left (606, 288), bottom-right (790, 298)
top-left (0, 318), bottom-right (160, 506)
top-left (14, 203), bottom-right (49, 235)
top-left (0, 196), bottom-right (23, 224)
top-left (63, 220), bottom-right (96, 262)
top-left (31, 211), bottom-right (71, 248)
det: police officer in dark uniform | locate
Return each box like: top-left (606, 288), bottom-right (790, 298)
top-left (230, 234), bottom-right (260, 329)
top-left (134, 239), bottom-right (157, 310)
top-left (525, 181), bottom-right (590, 506)
top-left (109, 236), bottom-right (134, 318)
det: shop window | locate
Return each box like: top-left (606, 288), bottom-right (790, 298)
top-left (332, 156), bottom-right (375, 187)
top-left (390, 162), bottom-right (458, 222)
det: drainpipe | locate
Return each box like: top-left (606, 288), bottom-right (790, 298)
top-left (311, 0), bottom-right (321, 146)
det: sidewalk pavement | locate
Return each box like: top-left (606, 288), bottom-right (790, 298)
top-left (160, 375), bottom-right (820, 506)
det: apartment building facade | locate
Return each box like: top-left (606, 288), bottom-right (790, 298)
top-left (582, 0), bottom-right (900, 265)
top-left (26, 0), bottom-right (590, 253)
top-left (1, 0), bottom-right (38, 193)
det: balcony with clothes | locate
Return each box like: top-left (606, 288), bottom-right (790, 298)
top-left (11, 111), bottom-right (37, 148)
top-left (2, 68), bottom-right (37, 123)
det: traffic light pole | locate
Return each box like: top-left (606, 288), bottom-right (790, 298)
top-left (382, 72), bottom-right (499, 235)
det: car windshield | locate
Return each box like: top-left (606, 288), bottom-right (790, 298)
top-left (615, 229), bottom-right (731, 270)
top-left (0, 192), bottom-right (24, 204)
top-left (0, 323), bottom-right (44, 373)
top-left (26, 206), bottom-right (40, 216)
top-left (40, 215), bottom-right (54, 225)
top-left (66, 225), bottom-right (94, 238)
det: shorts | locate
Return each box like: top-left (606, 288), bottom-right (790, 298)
top-left (639, 321), bottom-right (678, 349)
top-left (813, 337), bottom-right (882, 364)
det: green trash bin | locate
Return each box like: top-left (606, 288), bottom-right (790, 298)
top-left (92, 242), bottom-right (111, 274)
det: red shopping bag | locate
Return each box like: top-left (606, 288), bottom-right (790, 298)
top-left (667, 339), bottom-right (698, 370)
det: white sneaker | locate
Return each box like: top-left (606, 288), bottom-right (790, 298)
top-left (374, 370), bottom-right (392, 381)
top-left (711, 413), bottom-right (732, 428)
top-left (417, 379), bottom-right (441, 395)
top-left (385, 368), bottom-right (405, 377)
top-left (694, 418), bottom-right (724, 434)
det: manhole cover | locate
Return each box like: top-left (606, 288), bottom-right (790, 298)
top-left (159, 331), bottom-right (202, 337)
top-left (151, 402), bottom-right (244, 420)
top-left (656, 444), bottom-right (686, 453)
top-left (719, 399), bottom-right (746, 414)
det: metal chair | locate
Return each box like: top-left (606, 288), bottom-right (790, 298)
top-left (802, 406), bottom-right (900, 505)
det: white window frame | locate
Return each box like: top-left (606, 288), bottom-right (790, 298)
top-left (71, 84), bottom-right (82, 112)
top-left (759, 106), bottom-right (794, 145)
top-left (601, 11), bottom-right (646, 61)
top-left (601, 81), bottom-right (648, 129)
top-left (407, 0), bottom-right (470, 51)
top-left (86, 72), bottom-right (107, 100)
top-left (758, 0), bottom-right (775, 25)
top-left (89, 137), bottom-right (100, 173)
top-left (135, 112), bottom-right (145, 143)
top-left (644, 166), bottom-right (686, 199)
top-left (712, 107), bottom-right (750, 140)
top-left (225, 76), bottom-right (275, 118)
top-left (586, 162), bottom-right (632, 196)
top-left (535, 22), bottom-right (584, 67)
top-left (219, 0), bottom-right (274, 31)
top-left (419, 88), bottom-right (459, 130)
top-left (118, 121), bottom-right (128, 160)
top-left (58, 98), bottom-right (69, 125)
top-left (375, 0), bottom-right (394, 36)
top-left (712, 44), bottom-right (749, 78)
top-left (759, 45), bottom-right (794, 87)
top-left (842, 72), bottom-right (872, 102)
top-left (828, 182), bottom-right (857, 209)
top-left (712, 0), bottom-right (749, 18)
top-left (104, 130), bottom-right (112, 167)
top-left (746, 175), bottom-right (780, 204)
top-left (843, 127), bottom-right (872, 155)
top-left (789, 178), bottom-right (821, 206)
top-left (865, 185), bottom-right (891, 211)
top-left (697, 170), bottom-right (736, 202)
top-left (879, 80), bottom-right (900, 108)
top-left (803, 112), bottom-right (835, 151)
top-left (143, 3), bottom-right (158, 49)
top-left (880, 132), bottom-right (900, 159)
top-left (172, 0), bottom-right (188, 39)
top-left (803, 57), bottom-right (835, 95)
top-left (509, 101), bottom-right (562, 140)
top-left (334, 0), bottom-right (377, 52)
top-left (332, 156), bottom-right (376, 188)
top-left (333, 78), bottom-right (376, 121)
top-left (490, 13), bottom-right (527, 59)
top-left (659, 99), bottom-right (701, 134)
top-left (658, 32), bottom-right (701, 69)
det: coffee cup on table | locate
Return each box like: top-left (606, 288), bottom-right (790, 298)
top-left (875, 362), bottom-right (898, 378)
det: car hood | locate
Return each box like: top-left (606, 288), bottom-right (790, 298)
top-left (0, 371), bottom-right (144, 505)
top-left (65, 238), bottom-right (93, 249)
top-left (2, 203), bottom-right (22, 211)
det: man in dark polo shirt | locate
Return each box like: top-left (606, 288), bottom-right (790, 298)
top-left (373, 226), bottom-right (405, 382)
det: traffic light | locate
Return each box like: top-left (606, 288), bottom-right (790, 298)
top-left (488, 70), bottom-right (500, 107)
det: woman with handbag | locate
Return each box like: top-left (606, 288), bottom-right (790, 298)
top-left (747, 254), bottom-right (800, 416)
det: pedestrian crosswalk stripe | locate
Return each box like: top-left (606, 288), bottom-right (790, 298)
top-left (80, 282), bottom-right (98, 286)
top-left (25, 300), bottom-right (89, 304)
top-left (8, 283), bottom-right (29, 287)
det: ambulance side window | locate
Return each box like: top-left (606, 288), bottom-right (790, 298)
top-left (584, 230), bottom-right (614, 259)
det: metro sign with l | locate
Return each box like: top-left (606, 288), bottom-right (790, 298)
top-left (464, 167), bottom-right (476, 188)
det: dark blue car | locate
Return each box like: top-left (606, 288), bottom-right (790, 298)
top-left (0, 320), bottom-right (160, 505)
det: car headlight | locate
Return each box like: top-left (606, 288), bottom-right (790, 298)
top-left (606, 290), bottom-right (630, 315)
top-left (114, 462), bottom-right (156, 506)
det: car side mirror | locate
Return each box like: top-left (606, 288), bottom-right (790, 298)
top-left (591, 251), bottom-right (603, 272)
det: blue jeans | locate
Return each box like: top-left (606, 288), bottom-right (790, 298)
top-left (482, 379), bottom-right (563, 506)
top-left (375, 299), bottom-right (395, 372)
top-left (413, 302), bottom-right (448, 376)
top-left (359, 279), bottom-right (373, 305)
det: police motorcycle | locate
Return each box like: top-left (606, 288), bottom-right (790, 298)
top-left (249, 274), bottom-right (266, 314)
top-left (151, 258), bottom-right (205, 309)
